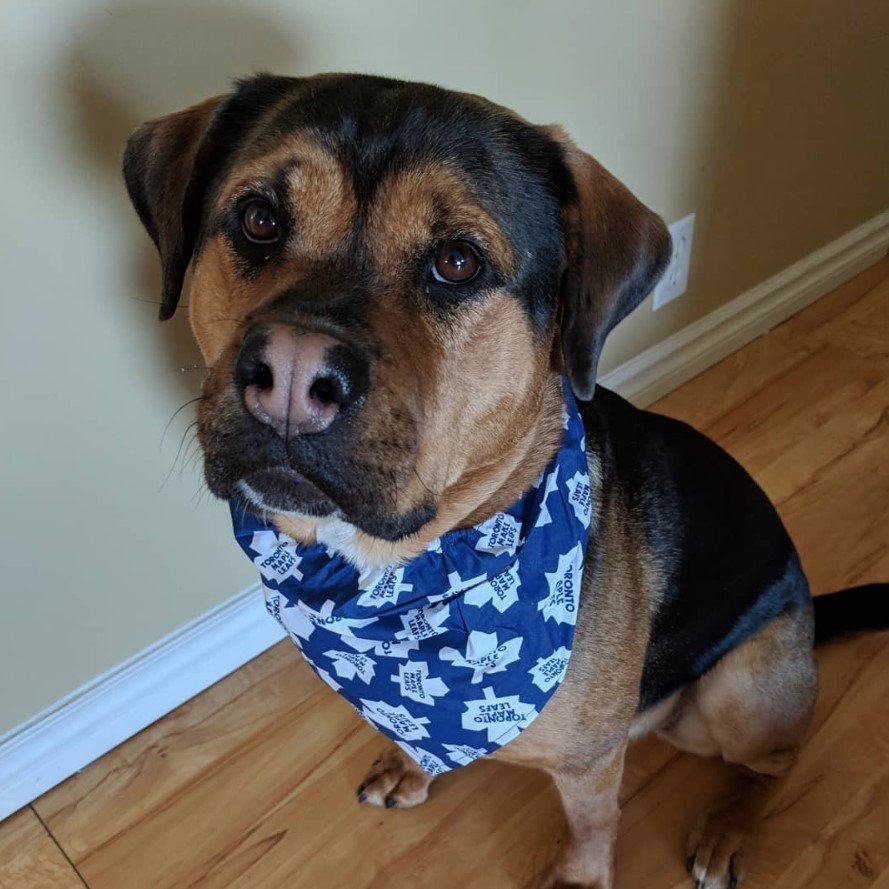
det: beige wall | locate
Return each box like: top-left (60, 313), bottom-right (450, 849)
top-left (1, 0), bottom-right (887, 735)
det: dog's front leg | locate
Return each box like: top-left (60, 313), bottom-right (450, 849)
top-left (541, 739), bottom-right (627, 889)
top-left (356, 741), bottom-right (436, 809)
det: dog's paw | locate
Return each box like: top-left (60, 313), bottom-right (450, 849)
top-left (537, 868), bottom-right (605, 889)
top-left (686, 806), bottom-right (751, 889)
top-left (537, 857), bottom-right (611, 889)
top-left (356, 746), bottom-right (434, 809)
top-left (539, 877), bottom-right (599, 889)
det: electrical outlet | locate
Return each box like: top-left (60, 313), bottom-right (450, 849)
top-left (652, 212), bottom-right (695, 310)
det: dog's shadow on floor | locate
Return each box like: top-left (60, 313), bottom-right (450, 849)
top-left (62, 1), bottom-right (303, 413)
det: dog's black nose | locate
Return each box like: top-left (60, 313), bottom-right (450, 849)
top-left (235, 325), bottom-right (366, 436)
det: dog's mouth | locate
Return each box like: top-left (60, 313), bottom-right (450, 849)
top-left (200, 390), bottom-right (436, 540)
top-left (234, 467), bottom-right (338, 519)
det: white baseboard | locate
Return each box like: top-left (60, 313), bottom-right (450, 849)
top-left (1, 208), bottom-right (886, 824)
top-left (0, 584), bottom-right (283, 822)
top-left (601, 209), bottom-right (889, 406)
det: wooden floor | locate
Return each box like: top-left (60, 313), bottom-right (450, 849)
top-left (2, 259), bottom-right (888, 889)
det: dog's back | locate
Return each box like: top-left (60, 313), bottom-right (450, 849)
top-left (583, 386), bottom-right (812, 709)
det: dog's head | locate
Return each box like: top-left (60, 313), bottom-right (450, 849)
top-left (124, 74), bottom-right (669, 562)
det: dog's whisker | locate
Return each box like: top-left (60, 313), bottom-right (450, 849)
top-left (160, 419), bottom-right (199, 492)
top-left (160, 396), bottom-right (205, 447)
top-left (129, 295), bottom-right (191, 308)
top-left (180, 431), bottom-right (203, 479)
top-left (412, 466), bottom-right (435, 499)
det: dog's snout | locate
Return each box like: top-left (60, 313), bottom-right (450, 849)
top-left (235, 325), bottom-right (365, 436)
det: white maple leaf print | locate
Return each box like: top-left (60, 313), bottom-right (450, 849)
top-left (342, 635), bottom-right (419, 658)
top-left (442, 743), bottom-right (489, 766)
top-left (462, 562), bottom-right (521, 613)
top-left (461, 686), bottom-right (537, 743)
top-left (475, 512), bottom-right (521, 556)
top-left (392, 661), bottom-right (450, 706)
top-left (356, 565), bottom-right (414, 609)
top-left (538, 543), bottom-right (583, 625)
top-left (440, 630), bottom-right (523, 684)
top-left (324, 649), bottom-right (376, 683)
top-left (274, 596), bottom-right (317, 642)
top-left (528, 646), bottom-right (572, 692)
top-left (534, 464), bottom-right (561, 529)
top-left (446, 569), bottom-right (488, 595)
top-left (396, 602), bottom-right (452, 642)
top-left (566, 471), bottom-right (592, 524)
top-left (249, 529), bottom-right (303, 583)
top-left (359, 699), bottom-right (431, 741)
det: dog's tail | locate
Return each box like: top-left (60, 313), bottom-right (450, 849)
top-left (813, 584), bottom-right (889, 646)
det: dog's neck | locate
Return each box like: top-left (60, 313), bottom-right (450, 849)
top-left (275, 373), bottom-right (568, 571)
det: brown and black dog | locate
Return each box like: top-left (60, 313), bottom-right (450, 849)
top-left (123, 74), bottom-right (888, 889)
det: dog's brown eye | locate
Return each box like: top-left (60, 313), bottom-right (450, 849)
top-left (240, 200), bottom-right (279, 243)
top-left (432, 241), bottom-right (481, 284)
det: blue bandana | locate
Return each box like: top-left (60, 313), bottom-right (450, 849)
top-left (231, 381), bottom-right (592, 775)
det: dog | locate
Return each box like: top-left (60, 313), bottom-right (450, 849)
top-left (123, 73), bottom-right (888, 889)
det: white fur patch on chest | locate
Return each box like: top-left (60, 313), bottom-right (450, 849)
top-left (314, 517), bottom-right (372, 571)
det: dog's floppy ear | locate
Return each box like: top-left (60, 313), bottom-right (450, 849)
top-left (122, 96), bottom-right (228, 320)
top-left (549, 127), bottom-right (672, 400)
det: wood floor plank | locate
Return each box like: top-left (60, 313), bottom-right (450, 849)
top-left (654, 256), bottom-right (889, 432)
top-left (0, 808), bottom-right (86, 889)
top-left (29, 258), bottom-right (889, 889)
top-left (32, 639), bottom-right (318, 861)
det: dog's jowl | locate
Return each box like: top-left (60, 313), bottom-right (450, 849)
top-left (124, 74), bottom-right (889, 889)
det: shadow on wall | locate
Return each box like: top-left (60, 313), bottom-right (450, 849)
top-left (658, 0), bottom-right (889, 338)
top-left (62, 1), bottom-right (302, 407)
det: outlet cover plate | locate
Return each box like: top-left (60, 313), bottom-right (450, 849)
top-left (653, 212), bottom-right (695, 310)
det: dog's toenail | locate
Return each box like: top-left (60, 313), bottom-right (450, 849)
top-left (357, 792), bottom-right (367, 804)
top-left (686, 855), bottom-right (695, 873)
top-left (385, 796), bottom-right (397, 808)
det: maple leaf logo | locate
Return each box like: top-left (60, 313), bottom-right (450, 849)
top-left (443, 743), bottom-right (489, 766)
top-left (342, 635), bottom-right (419, 658)
top-left (359, 700), bottom-right (431, 741)
top-left (440, 630), bottom-right (523, 684)
top-left (533, 464), bottom-right (560, 529)
top-left (461, 686), bottom-right (537, 743)
top-left (392, 661), bottom-right (450, 706)
top-left (539, 543), bottom-right (583, 625)
top-left (566, 471), bottom-right (592, 524)
top-left (249, 530), bottom-right (303, 584)
top-left (528, 646), bottom-right (571, 692)
top-left (462, 563), bottom-right (521, 613)
top-left (475, 512), bottom-right (520, 556)
top-left (356, 565), bottom-right (414, 609)
top-left (396, 602), bottom-right (452, 642)
top-left (324, 649), bottom-right (376, 683)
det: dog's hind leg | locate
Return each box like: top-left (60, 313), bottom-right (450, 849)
top-left (658, 606), bottom-right (818, 889)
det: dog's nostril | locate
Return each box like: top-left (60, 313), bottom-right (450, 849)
top-left (309, 374), bottom-right (346, 407)
top-left (251, 361), bottom-right (274, 390)
top-left (236, 354), bottom-right (274, 390)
